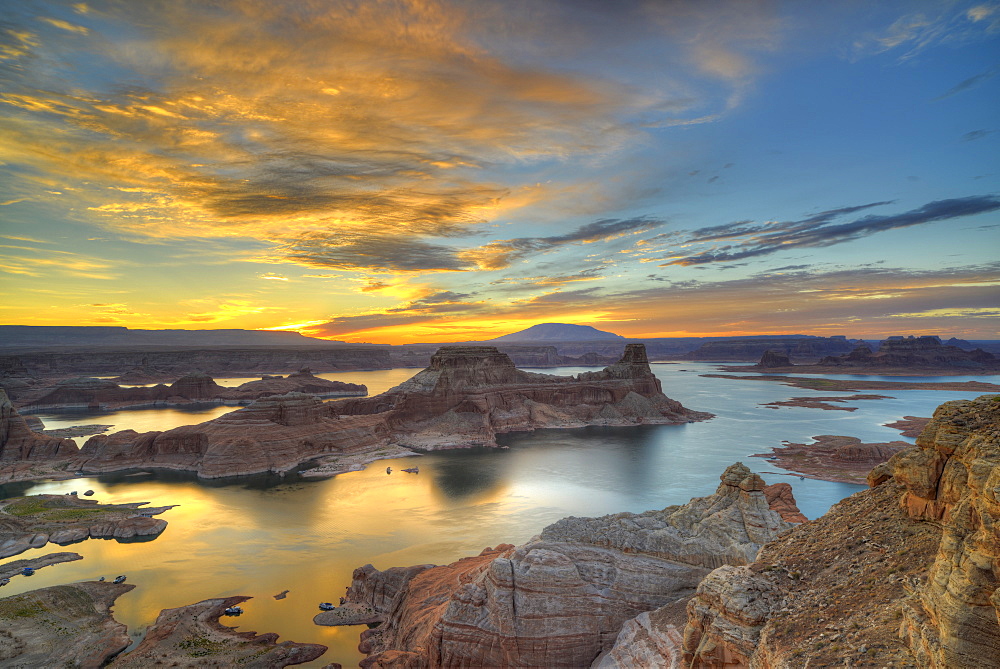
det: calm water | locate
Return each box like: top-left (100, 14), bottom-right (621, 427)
top-left (3, 363), bottom-right (996, 667)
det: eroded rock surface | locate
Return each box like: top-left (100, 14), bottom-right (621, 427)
top-left (680, 394), bottom-right (1000, 668)
top-left (336, 343), bottom-right (710, 450)
top-left (0, 581), bottom-right (134, 668)
top-left (889, 394), bottom-right (1000, 667)
top-left (338, 463), bottom-right (795, 668)
top-left (0, 388), bottom-right (77, 462)
top-left (110, 595), bottom-right (327, 667)
top-left (73, 344), bottom-right (708, 478)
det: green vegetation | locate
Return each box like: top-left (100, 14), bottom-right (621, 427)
top-left (0, 597), bottom-right (49, 619)
top-left (178, 634), bottom-right (229, 657)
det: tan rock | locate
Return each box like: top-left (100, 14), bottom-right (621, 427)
top-left (344, 463), bottom-right (792, 668)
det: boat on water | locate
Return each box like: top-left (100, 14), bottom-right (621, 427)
top-left (113, 575), bottom-right (126, 584)
top-left (401, 466), bottom-right (419, 473)
top-left (223, 606), bottom-right (243, 616)
top-left (318, 602), bottom-right (335, 611)
top-left (21, 567), bottom-right (34, 576)
top-left (0, 577), bottom-right (10, 586)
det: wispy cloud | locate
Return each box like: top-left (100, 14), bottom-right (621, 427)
top-left (654, 195), bottom-right (1000, 266)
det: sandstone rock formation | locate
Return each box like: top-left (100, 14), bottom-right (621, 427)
top-left (888, 395), bottom-right (1000, 667)
top-left (679, 394), bottom-right (1000, 668)
top-left (0, 582), bottom-right (136, 667)
top-left (0, 494), bottom-right (174, 558)
top-left (74, 344), bottom-right (708, 478)
top-left (762, 482), bottom-right (807, 524)
top-left (331, 463), bottom-right (796, 668)
top-left (336, 344), bottom-right (710, 449)
top-left (0, 551), bottom-right (83, 580)
top-left (756, 350), bottom-right (792, 368)
top-left (23, 369), bottom-right (366, 410)
top-left (753, 434), bottom-right (911, 484)
top-left (0, 388), bottom-right (77, 462)
top-left (817, 335), bottom-right (999, 371)
top-left (110, 595), bottom-right (327, 667)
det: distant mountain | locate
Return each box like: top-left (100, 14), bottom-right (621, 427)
top-left (0, 326), bottom-right (343, 349)
top-left (489, 323), bottom-right (624, 342)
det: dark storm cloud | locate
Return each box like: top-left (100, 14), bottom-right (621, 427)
top-left (962, 129), bottom-right (994, 142)
top-left (281, 232), bottom-right (468, 272)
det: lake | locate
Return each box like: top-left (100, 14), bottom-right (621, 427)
top-left (3, 362), bottom-right (995, 667)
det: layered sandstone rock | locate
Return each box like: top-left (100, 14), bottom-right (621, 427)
top-left (110, 595), bottom-right (327, 667)
top-left (78, 392), bottom-right (393, 478)
top-left (70, 344), bottom-right (706, 479)
top-left (817, 335), bottom-right (999, 371)
top-left (0, 582), bottom-right (135, 667)
top-left (679, 394), bottom-right (1000, 668)
top-left (334, 463), bottom-right (796, 668)
top-left (0, 389), bottom-right (77, 462)
top-left (888, 395), bottom-right (1000, 667)
top-left (336, 344), bottom-right (709, 449)
top-left (0, 494), bottom-right (174, 558)
top-left (24, 370), bottom-right (366, 410)
top-left (756, 350), bottom-right (792, 368)
top-left (754, 434), bottom-right (911, 484)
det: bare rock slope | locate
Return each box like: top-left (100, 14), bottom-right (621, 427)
top-left (329, 462), bottom-right (795, 668)
top-left (677, 393), bottom-right (999, 668)
top-left (0, 388), bottom-right (76, 462)
top-left (0, 582), bottom-right (135, 668)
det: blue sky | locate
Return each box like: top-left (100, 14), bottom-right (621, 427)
top-left (0, 0), bottom-right (997, 342)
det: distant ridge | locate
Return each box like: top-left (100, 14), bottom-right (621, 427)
top-left (489, 323), bottom-right (624, 342)
top-left (0, 325), bottom-right (343, 348)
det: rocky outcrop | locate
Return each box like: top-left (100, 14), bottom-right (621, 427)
top-left (762, 483), bottom-right (807, 524)
top-left (0, 389), bottom-right (77, 462)
top-left (679, 394), bottom-right (1000, 668)
top-left (888, 395), bottom-right (1000, 667)
top-left (23, 370), bottom-right (366, 410)
top-left (0, 494), bottom-right (174, 558)
top-left (68, 345), bottom-right (706, 479)
top-left (0, 582), bottom-right (135, 667)
top-left (753, 434), bottom-right (911, 484)
top-left (0, 551), bottom-right (83, 580)
top-left (337, 344), bottom-right (709, 449)
top-left (110, 595), bottom-right (327, 667)
top-left (756, 350), bottom-right (792, 368)
top-left (817, 335), bottom-right (999, 371)
top-left (334, 463), bottom-right (796, 668)
top-left (77, 392), bottom-right (393, 478)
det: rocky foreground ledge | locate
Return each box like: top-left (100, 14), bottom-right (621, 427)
top-left (0, 583), bottom-right (327, 667)
top-left (323, 462), bottom-right (798, 668)
top-left (638, 393), bottom-right (999, 668)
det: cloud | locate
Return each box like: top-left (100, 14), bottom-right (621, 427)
top-left (934, 64), bottom-right (1000, 100)
top-left (853, 6), bottom-right (1000, 61)
top-left (0, 0), bottom-right (779, 278)
top-left (657, 195), bottom-right (1000, 266)
top-left (460, 217), bottom-right (662, 270)
top-left (962, 129), bottom-right (995, 141)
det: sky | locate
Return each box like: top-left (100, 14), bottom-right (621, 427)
top-left (0, 0), bottom-right (998, 343)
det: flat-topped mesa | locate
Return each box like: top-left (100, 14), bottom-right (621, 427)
top-left (64, 343), bottom-right (708, 478)
top-left (819, 335), bottom-right (998, 370)
top-left (336, 343), bottom-right (709, 449)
